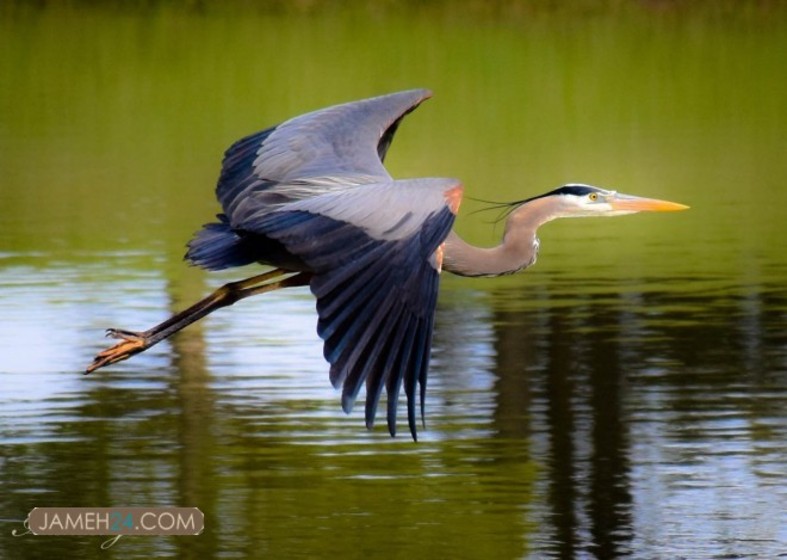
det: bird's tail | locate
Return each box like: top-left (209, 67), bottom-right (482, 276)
top-left (185, 215), bottom-right (257, 271)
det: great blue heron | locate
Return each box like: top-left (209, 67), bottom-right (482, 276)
top-left (86, 89), bottom-right (688, 440)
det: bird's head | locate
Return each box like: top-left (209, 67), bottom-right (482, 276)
top-left (536, 184), bottom-right (689, 219)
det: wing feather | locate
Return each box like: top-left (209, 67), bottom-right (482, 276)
top-left (338, 292), bottom-right (399, 412)
top-left (386, 315), bottom-right (418, 437)
top-left (215, 89), bottom-right (432, 226)
top-left (184, 90), bottom-right (467, 439)
top-left (364, 303), bottom-right (406, 429)
top-left (240, 179), bottom-right (462, 438)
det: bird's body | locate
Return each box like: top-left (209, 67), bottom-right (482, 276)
top-left (87, 89), bottom-right (688, 440)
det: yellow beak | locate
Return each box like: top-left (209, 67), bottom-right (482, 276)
top-left (609, 193), bottom-right (690, 212)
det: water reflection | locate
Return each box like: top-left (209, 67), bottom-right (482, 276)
top-left (475, 273), bottom-right (787, 558)
top-left (486, 281), bottom-right (638, 558)
top-left (1, 255), bottom-right (786, 558)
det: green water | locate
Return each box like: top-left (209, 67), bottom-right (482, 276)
top-left (1, 3), bottom-right (786, 559)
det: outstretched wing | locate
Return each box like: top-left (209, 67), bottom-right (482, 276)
top-left (216, 89), bottom-right (433, 225)
top-left (240, 178), bottom-right (464, 440)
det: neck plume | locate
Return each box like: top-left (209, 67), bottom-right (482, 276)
top-left (442, 196), bottom-right (561, 278)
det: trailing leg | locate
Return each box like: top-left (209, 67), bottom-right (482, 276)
top-left (85, 269), bottom-right (310, 374)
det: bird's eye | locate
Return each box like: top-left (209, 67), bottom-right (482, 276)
top-left (588, 193), bottom-right (598, 201)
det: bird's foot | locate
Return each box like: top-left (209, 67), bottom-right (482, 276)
top-left (85, 329), bottom-right (150, 374)
top-left (105, 328), bottom-right (144, 340)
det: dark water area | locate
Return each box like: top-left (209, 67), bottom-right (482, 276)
top-left (1, 262), bottom-right (785, 558)
top-left (2, 3), bottom-right (787, 559)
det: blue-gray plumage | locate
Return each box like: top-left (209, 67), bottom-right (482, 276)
top-left (87, 89), bottom-right (688, 440)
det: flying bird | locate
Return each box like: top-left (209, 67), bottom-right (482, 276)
top-left (86, 89), bottom-right (688, 440)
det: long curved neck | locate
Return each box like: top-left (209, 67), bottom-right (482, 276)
top-left (442, 196), bottom-right (560, 278)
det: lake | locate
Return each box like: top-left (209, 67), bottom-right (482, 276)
top-left (1, 2), bottom-right (786, 558)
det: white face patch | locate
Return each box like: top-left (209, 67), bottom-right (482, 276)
top-left (559, 188), bottom-right (639, 218)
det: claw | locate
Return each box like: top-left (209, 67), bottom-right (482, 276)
top-left (86, 331), bottom-right (149, 375)
top-left (105, 328), bottom-right (143, 340)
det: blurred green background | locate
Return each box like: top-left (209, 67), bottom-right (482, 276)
top-left (3, 0), bottom-right (785, 277)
